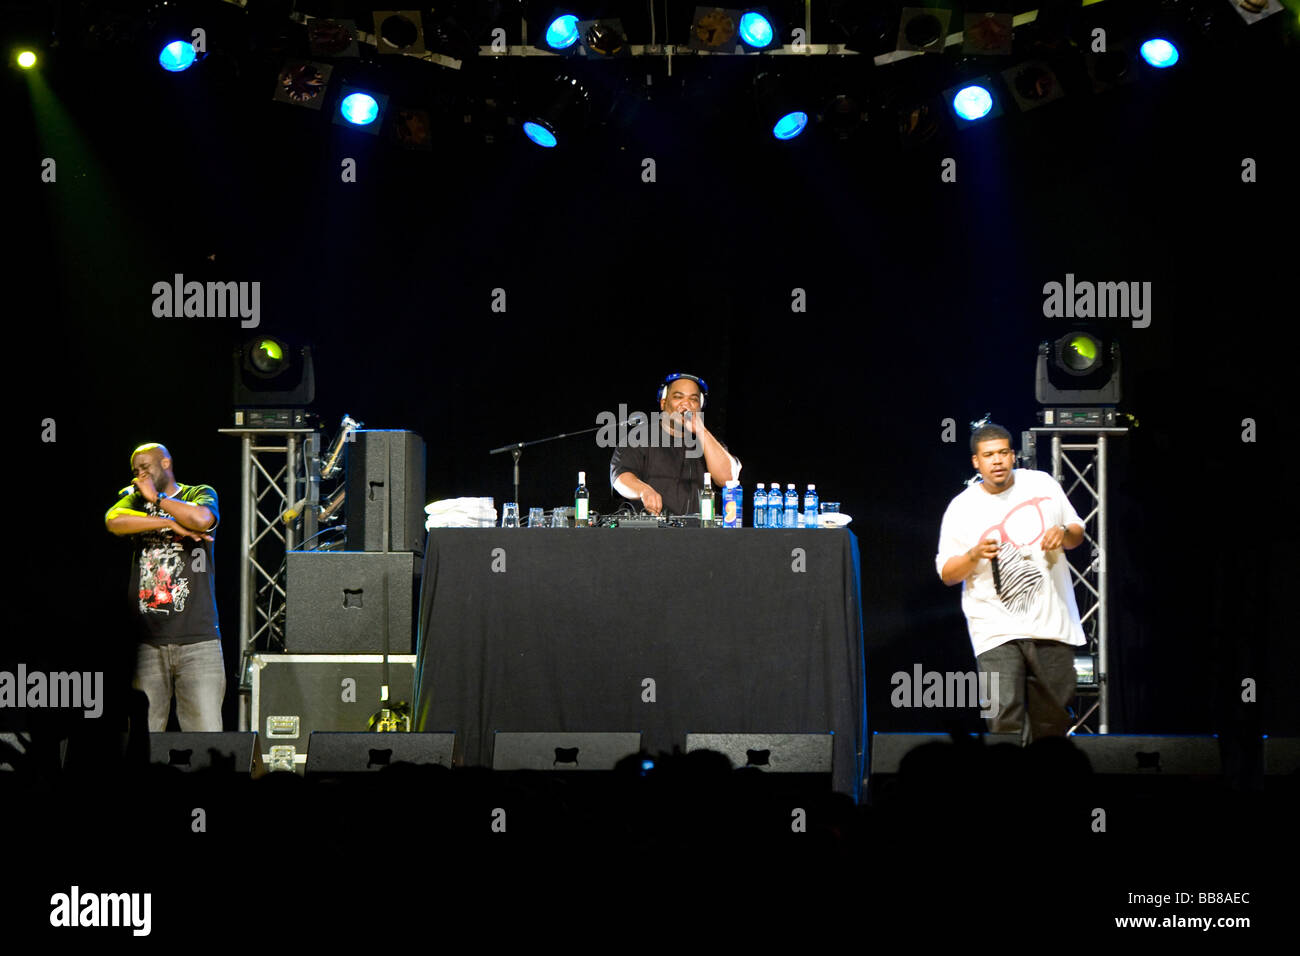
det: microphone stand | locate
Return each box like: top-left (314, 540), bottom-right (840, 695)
top-left (488, 422), bottom-right (607, 509)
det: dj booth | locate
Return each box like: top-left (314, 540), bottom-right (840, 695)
top-left (412, 527), bottom-right (867, 798)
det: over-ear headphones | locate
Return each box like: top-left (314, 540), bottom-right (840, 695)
top-left (657, 372), bottom-right (708, 409)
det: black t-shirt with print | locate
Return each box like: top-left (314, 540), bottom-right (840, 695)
top-left (110, 484), bottom-right (220, 646)
top-left (609, 436), bottom-right (736, 517)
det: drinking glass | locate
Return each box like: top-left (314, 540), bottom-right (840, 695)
top-left (528, 507), bottom-right (546, 528)
top-left (501, 502), bottom-right (519, 528)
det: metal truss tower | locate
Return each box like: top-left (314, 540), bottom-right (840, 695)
top-left (1031, 426), bottom-right (1127, 734)
top-left (219, 427), bottom-right (319, 732)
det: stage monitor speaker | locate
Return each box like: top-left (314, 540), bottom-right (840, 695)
top-left (346, 429), bottom-right (427, 554)
top-left (491, 732), bottom-right (642, 770)
top-left (148, 732), bottom-right (264, 775)
top-left (306, 732), bottom-right (455, 774)
top-left (285, 551), bottom-right (416, 653)
top-left (870, 732), bottom-right (1022, 774)
top-left (685, 733), bottom-right (834, 773)
top-left (1070, 734), bottom-right (1221, 775)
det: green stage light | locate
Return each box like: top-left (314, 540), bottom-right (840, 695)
top-left (255, 338), bottom-right (284, 368)
top-left (17, 50), bottom-right (37, 69)
top-left (1064, 334), bottom-right (1098, 370)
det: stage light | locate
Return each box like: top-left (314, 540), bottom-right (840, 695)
top-left (340, 92), bottom-right (380, 125)
top-left (944, 77), bottom-right (1004, 127)
top-left (1061, 333), bottom-right (1098, 371)
top-left (963, 12), bottom-right (1014, 56)
top-left (772, 111), bottom-right (808, 140)
top-left (952, 84), bottom-right (993, 121)
top-left (523, 73), bottom-right (590, 148)
top-left (1139, 37), bottom-right (1179, 68)
top-left (375, 11), bottom-right (426, 56)
top-left (233, 339), bottom-right (316, 414)
top-left (272, 60), bottom-right (334, 111)
top-left (159, 40), bottom-right (196, 72)
top-left (545, 14), bottom-right (580, 49)
top-left (332, 85), bottom-right (388, 135)
top-left (307, 19), bottom-right (360, 59)
top-left (1002, 61), bottom-right (1066, 114)
top-left (577, 18), bottom-right (629, 58)
top-left (688, 5), bottom-right (739, 51)
top-left (523, 121), bottom-right (558, 147)
top-left (754, 72), bottom-right (808, 142)
top-left (898, 100), bottom-right (942, 150)
top-left (739, 11), bottom-right (774, 48)
top-left (251, 338), bottom-right (285, 374)
top-left (897, 6), bottom-right (952, 54)
top-left (1035, 331), bottom-right (1121, 405)
top-left (17, 50), bottom-right (37, 69)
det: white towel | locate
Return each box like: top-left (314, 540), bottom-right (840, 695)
top-left (425, 497), bottom-right (497, 529)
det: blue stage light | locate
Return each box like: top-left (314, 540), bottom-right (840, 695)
top-left (739, 12), bottom-right (774, 48)
top-left (1139, 38), bottom-right (1179, 68)
top-left (159, 40), bottom-right (196, 72)
top-left (952, 85), bottom-right (994, 121)
top-left (772, 111), bottom-right (808, 140)
top-left (546, 14), bottom-right (580, 50)
top-left (340, 93), bottom-right (380, 126)
top-left (523, 121), bottom-right (558, 148)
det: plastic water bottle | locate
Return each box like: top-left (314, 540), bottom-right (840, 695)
top-left (722, 480), bottom-right (742, 527)
top-left (783, 483), bottom-right (798, 528)
top-left (699, 472), bottom-right (716, 527)
top-left (804, 484), bottom-right (819, 529)
top-left (767, 481), bottom-right (783, 529)
top-left (752, 483), bottom-right (768, 529)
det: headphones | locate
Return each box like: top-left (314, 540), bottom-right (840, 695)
top-left (657, 372), bottom-right (708, 409)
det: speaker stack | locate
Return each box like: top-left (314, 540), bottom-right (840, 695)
top-left (285, 429), bottom-right (426, 655)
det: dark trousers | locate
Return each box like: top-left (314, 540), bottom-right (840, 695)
top-left (976, 639), bottom-right (1076, 744)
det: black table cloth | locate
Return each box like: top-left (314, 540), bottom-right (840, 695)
top-left (413, 527), bottom-right (866, 799)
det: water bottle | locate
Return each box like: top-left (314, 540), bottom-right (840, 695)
top-left (752, 483), bottom-right (768, 529)
top-left (699, 472), bottom-right (716, 527)
top-left (722, 480), bottom-right (742, 527)
top-left (783, 483), bottom-right (798, 528)
top-left (804, 483), bottom-right (819, 529)
top-left (767, 480), bottom-right (783, 529)
top-left (575, 471), bottom-right (589, 526)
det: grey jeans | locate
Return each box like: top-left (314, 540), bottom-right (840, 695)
top-left (133, 639), bottom-right (226, 731)
top-left (976, 639), bottom-right (1076, 744)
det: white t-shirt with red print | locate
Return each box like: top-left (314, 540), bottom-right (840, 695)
top-left (936, 469), bottom-right (1086, 657)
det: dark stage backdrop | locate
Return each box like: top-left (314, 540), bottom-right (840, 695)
top-left (9, 27), bottom-right (1291, 752)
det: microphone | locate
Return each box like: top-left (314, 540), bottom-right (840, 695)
top-left (989, 536), bottom-right (1003, 596)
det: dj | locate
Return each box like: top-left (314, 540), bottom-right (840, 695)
top-left (609, 372), bottom-right (741, 516)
